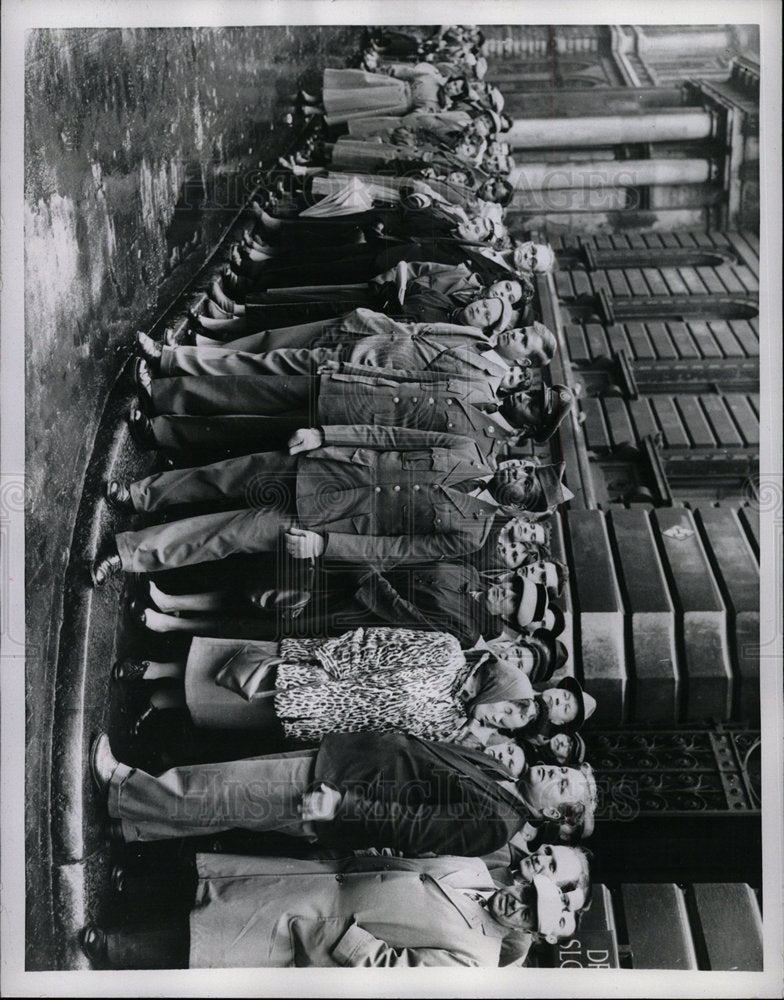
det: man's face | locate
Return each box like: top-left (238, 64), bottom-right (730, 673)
top-left (483, 579), bottom-right (519, 618)
top-left (488, 278), bottom-right (523, 305)
top-left (501, 390), bottom-right (542, 431)
top-left (491, 459), bottom-right (541, 509)
top-left (488, 884), bottom-right (577, 940)
top-left (487, 884), bottom-right (536, 930)
top-left (503, 517), bottom-right (547, 547)
top-left (456, 217), bottom-right (491, 242)
top-left (485, 740), bottom-right (527, 775)
top-left (513, 241), bottom-right (555, 274)
top-left (493, 327), bottom-right (549, 365)
top-left (521, 764), bottom-right (589, 819)
top-left (542, 686), bottom-right (578, 725)
top-left (460, 296), bottom-right (504, 331)
top-left (518, 845), bottom-right (583, 890)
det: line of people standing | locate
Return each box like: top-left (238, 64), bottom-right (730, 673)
top-left (82, 26), bottom-right (600, 971)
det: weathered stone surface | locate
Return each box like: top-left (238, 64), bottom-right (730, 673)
top-left (609, 508), bottom-right (678, 723)
top-left (652, 508), bottom-right (733, 720)
top-left (566, 509), bottom-right (626, 722)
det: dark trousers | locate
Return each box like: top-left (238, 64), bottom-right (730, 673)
top-left (106, 920), bottom-right (190, 969)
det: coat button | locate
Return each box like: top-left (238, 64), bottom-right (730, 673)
top-left (447, 422), bottom-right (454, 428)
top-left (393, 397), bottom-right (400, 403)
top-left (428, 398), bottom-right (435, 405)
top-left (412, 397), bottom-right (418, 402)
top-left (446, 398), bottom-right (453, 404)
top-left (374, 486), bottom-right (381, 493)
top-left (435, 518), bottom-right (442, 525)
top-left (393, 485), bottom-right (401, 492)
top-left (488, 427), bottom-right (494, 434)
top-left (336, 874), bottom-right (344, 883)
top-left (413, 484), bottom-right (421, 491)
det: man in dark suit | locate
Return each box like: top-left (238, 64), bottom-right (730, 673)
top-left (92, 428), bottom-right (570, 583)
top-left (90, 729), bottom-right (595, 853)
top-left (91, 730), bottom-right (523, 855)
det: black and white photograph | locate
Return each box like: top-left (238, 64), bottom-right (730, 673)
top-left (1, 1), bottom-right (782, 995)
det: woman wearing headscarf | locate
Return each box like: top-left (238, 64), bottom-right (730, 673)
top-left (114, 628), bottom-right (540, 748)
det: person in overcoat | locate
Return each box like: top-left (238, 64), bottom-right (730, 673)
top-left (78, 854), bottom-right (579, 968)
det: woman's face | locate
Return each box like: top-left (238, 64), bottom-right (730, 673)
top-left (485, 741), bottom-right (527, 776)
top-left (503, 517), bottom-right (547, 547)
top-left (549, 733), bottom-right (573, 764)
top-left (456, 139), bottom-right (481, 160)
top-left (542, 687), bottom-right (579, 726)
top-left (495, 532), bottom-right (534, 570)
top-left (488, 278), bottom-right (523, 305)
top-left (495, 644), bottom-right (536, 674)
top-left (457, 217), bottom-right (491, 242)
top-left (472, 699), bottom-right (532, 730)
top-left (446, 77), bottom-right (466, 97)
top-left (499, 366), bottom-right (532, 392)
top-left (459, 296), bottom-right (504, 331)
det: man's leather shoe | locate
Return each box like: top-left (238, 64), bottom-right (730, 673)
top-left (132, 358), bottom-right (153, 404)
top-left (128, 405), bottom-right (156, 450)
top-left (79, 924), bottom-right (108, 966)
top-left (106, 479), bottom-right (134, 512)
top-left (90, 550), bottom-right (122, 587)
top-left (135, 331), bottom-right (162, 367)
top-left (89, 732), bottom-right (119, 796)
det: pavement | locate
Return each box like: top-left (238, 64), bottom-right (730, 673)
top-left (24, 26), bottom-right (360, 970)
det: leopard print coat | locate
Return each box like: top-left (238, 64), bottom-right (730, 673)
top-left (275, 627), bottom-right (474, 743)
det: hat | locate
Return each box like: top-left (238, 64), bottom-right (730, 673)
top-left (540, 602), bottom-right (565, 638)
top-left (533, 385), bottom-right (573, 444)
top-left (533, 462), bottom-right (574, 511)
top-left (488, 86), bottom-right (505, 112)
top-left (532, 875), bottom-right (574, 944)
top-left (556, 676), bottom-right (596, 730)
top-left (488, 218), bottom-right (507, 241)
top-left (530, 628), bottom-right (569, 678)
top-left (515, 579), bottom-right (549, 629)
top-left (488, 296), bottom-right (517, 334)
top-left (567, 732), bottom-right (587, 766)
top-left (482, 108), bottom-right (503, 133)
